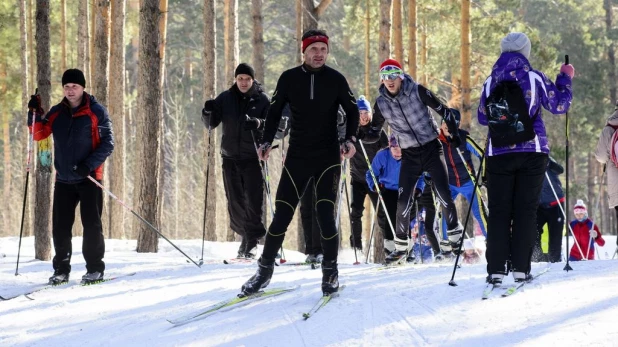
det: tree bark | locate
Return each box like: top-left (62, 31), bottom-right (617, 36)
top-left (378, 0), bottom-right (392, 63)
top-left (420, 13), bottom-right (427, 86)
top-left (60, 0), bottom-right (67, 72)
top-left (90, 0), bottom-right (96, 84)
top-left (203, 0), bottom-right (217, 242)
top-left (407, 0), bottom-right (417, 79)
top-left (78, 0), bottom-right (91, 86)
top-left (35, 0), bottom-right (52, 261)
top-left (135, 0), bottom-right (162, 253)
top-left (93, 0), bottom-right (110, 106)
top-left (251, 0), bottom-right (265, 84)
top-left (605, 0), bottom-right (617, 106)
top-left (1, 65), bottom-right (11, 235)
top-left (296, 0), bottom-right (302, 64)
top-left (108, 0), bottom-right (126, 239)
top-left (156, 0), bottom-right (168, 234)
top-left (224, 0), bottom-right (238, 241)
top-left (19, 0), bottom-right (32, 238)
top-left (392, 0), bottom-right (403, 64)
top-left (364, 0), bottom-right (370, 96)
top-left (460, 0), bottom-right (471, 129)
top-left (28, 0), bottom-right (35, 98)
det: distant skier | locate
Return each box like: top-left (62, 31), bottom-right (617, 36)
top-left (240, 29), bottom-right (359, 296)
top-left (569, 200), bottom-right (605, 261)
top-left (478, 32), bottom-right (573, 285)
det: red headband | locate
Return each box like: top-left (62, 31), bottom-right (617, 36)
top-left (302, 35), bottom-right (329, 52)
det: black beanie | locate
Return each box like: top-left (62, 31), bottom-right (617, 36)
top-left (62, 69), bottom-right (86, 88)
top-left (234, 63), bottom-right (255, 80)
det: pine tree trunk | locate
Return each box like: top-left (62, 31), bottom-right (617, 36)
top-left (157, 0), bottom-right (168, 234)
top-left (392, 0), bottom-right (403, 63)
top-left (90, 0), bottom-right (96, 83)
top-left (78, 0), bottom-right (91, 88)
top-left (420, 13), bottom-right (427, 86)
top-left (93, 0), bottom-right (110, 105)
top-left (34, 0), bottom-right (52, 261)
top-left (1, 71), bottom-right (11, 235)
top-left (203, 0), bottom-right (217, 242)
top-left (108, 0), bottom-right (126, 239)
top-left (605, 0), bottom-right (617, 106)
top-left (364, 0), bottom-right (370, 96)
top-left (135, 0), bottom-right (162, 253)
top-left (407, 0), bottom-right (417, 79)
top-left (460, 0), bottom-right (471, 129)
top-left (28, 0), bottom-right (35, 93)
top-left (19, 0), bottom-right (32, 238)
top-left (296, 0), bottom-right (302, 64)
top-left (251, 0), bottom-right (265, 84)
top-left (60, 0), bottom-right (67, 72)
top-left (224, 0), bottom-right (238, 242)
top-left (378, 0), bottom-right (392, 63)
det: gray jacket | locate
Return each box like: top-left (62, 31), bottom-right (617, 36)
top-left (594, 109), bottom-right (618, 207)
top-left (374, 74), bottom-right (439, 149)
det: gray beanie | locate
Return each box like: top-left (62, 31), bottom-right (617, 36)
top-left (500, 32), bottom-right (531, 59)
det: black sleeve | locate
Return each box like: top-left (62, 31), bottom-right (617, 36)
top-left (337, 76), bottom-right (360, 140)
top-left (262, 72), bottom-right (289, 144)
top-left (256, 93), bottom-right (269, 132)
top-left (209, 93), bottom-right (225, 128)
top-left (417, 84), bottom-right (448, 119)
top-left (274, 104), bottom-right (290, 140)
top-left (83, 105), bottom-right (114, 169)
top-left (378, 130), bottom-right (389, 148)
top-left (361, 102), bottom-right (386, 144)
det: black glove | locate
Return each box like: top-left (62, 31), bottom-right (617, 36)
top-left (243, 115), bottom-right (261, 131)
top-left (449, 133), bottom-right (462, 147)
top-left (444, 108), bottom-right (460, 138)
top-left (72, 163), bottom-right (91, 178)
top-left (201, 100), bottom-right (215, 127)
top-left (481, 175), bottom-right (488, 187)
top-left (413, 188), bottom-right (422, 199)
top-left (27, 94), bottom-right (43, 125)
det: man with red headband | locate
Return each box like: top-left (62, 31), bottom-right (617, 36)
top-left (241, 29), bottom-right (359, 296)
top-left (361, 58), bottom-right (463, 265)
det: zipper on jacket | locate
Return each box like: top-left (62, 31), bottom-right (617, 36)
top-left (310, 74), bottom-right (314, 100)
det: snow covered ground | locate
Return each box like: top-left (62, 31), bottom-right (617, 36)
top-left (1, 236), bottom-right (617, 347)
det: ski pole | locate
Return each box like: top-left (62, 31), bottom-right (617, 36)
top-left (563, 54), bottom-right (574, 271)
top-left (365, 201), bottom-right (380, 264)
top-left (342, 162), bottom-right (360, 265)
top-left (86, 176), bottom-right (201, 268)
top-left (15, 93), bottom-right (37, 276)
top-left (359, 140), bottom-right (397, 253)
top-left (449, 137), bottom-right (488, 286)
top-left (591, 164), bottom-right (606, 260)
top-left (199, 125), bottom-right (213, 266)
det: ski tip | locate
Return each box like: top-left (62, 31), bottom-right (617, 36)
top-left (223, 260), bottom-right (229, 264)
top-left (448, 281), bottom-right (458, 287)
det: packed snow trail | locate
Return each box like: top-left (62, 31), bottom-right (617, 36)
top-left (1, 237), bottom-right (617, 347)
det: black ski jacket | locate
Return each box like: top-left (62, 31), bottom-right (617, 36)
top-left (262, 64), bottom-right (359, 158)
top-left (352, 125), bottom-right (388, 183)
top-left (209, 82), bottom-right (270, 160)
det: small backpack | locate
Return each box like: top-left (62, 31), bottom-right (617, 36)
top-left (485, 80), bottom-right (537, 147)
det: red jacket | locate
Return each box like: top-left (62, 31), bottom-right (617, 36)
top-left (569, 218), bottom-right (605, 260)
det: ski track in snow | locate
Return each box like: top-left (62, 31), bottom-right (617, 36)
top-left (1, 236), bottom-right (618, 347)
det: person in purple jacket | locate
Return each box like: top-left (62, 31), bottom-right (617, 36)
top-left (478, 32), bottom-right (574, 285)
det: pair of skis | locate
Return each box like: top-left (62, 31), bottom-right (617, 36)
top-left (0, 272), bottom-right (137, 301)
top-left (481, 267), bottom-right (550, 300)
top-left (167, 285), bottom-right (344, 325)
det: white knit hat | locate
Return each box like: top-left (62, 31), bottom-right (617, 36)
top-left (501, 32), bottom-right (531, 59)
top-left (573, 199), bottom-right (587, 217)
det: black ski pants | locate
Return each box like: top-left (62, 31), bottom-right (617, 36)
top-left (378, 188), bottom-right (398, 241)
top-left (262, 153), bottom-right (341, 262)
top-left (534, 204), bottom-right (564, 263)
top-left (349, 179), bottom-right (385, 249)
top-left (485, 152), bottom-right (548, 276)
top-left (222, 158), bottom-right (267, 246)
top-left (52, 180), bottom-right (105, 274)
top-left (300, 180), bottom-right (322, 255)
top-left (395, 139), bottom-right (458, 251)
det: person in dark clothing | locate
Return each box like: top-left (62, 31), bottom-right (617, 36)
top-left (28, 68), bottom-right (114, 285)
top-left (201, 63), bottom-right (270, 258)
top-left (349, 95), bottom-right (389, 251)
top-left (438, 111), bottom-right (488, 238)
top-left (479, 33), bottom-right (573, 285)
top-left (362, 58), bottom-right (463, 265)
top-left (533, 156), bottom-right (565, 263)
top-left (241, 29), bottom-right (360, 296)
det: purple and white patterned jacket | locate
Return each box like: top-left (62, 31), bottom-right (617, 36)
top-left (477, 52), bottom-right (572, 156)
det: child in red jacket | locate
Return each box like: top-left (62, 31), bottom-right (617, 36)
top-left (569, 200), bottom-right (605, 261)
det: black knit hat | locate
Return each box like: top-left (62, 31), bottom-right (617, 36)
top-left (62, 69), bottom-right (86, 88)
top-left (234, 63), bottom-right (255, 80)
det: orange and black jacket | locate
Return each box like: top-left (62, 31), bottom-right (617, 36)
top-left (29, 93), bottom-right (114, 183)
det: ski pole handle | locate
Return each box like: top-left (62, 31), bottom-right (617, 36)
top-left (565, 55), bottom-right (569, 65)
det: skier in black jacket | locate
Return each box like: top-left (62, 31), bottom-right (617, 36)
top-left (201, 63), bottom-right (270, 259)
top-left (241, 29), bottom-right (360, 296)
top-left (350, 96), bottom-right (389, 251)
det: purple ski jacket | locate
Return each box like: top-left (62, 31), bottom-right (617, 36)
top-left (477, 52), bottom-right (572, 156)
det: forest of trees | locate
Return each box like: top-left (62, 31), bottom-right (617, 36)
top-left (0, 0), bottom-right (616, 261)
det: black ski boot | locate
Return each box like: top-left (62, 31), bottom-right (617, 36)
top-left (48, 270), bottom-right (69, 285)
top-left (321, 260), bottom-right (339, 295)
top-left (241, 257), bottom-right (274, 296)
top-left (384, 249), bottom-right (407, 265)
top-left (81, 271), bottom-right (104, 285)
top-left (237, 237), bottom-right (247, 258)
